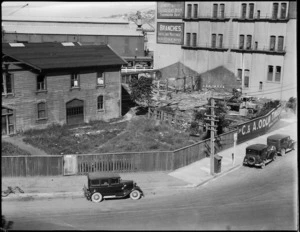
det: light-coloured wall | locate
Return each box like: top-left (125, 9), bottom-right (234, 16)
top-left (154, 1), bottom-right (296, 100)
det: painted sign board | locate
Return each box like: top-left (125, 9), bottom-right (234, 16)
top-left (157, 22), bottom-right (184, 45)
top-left (157, 2), bottom-right (185, 19)
top-left (237, 105), bottom-right (282, 144)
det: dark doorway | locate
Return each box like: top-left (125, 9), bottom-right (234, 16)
top-left (66, 99), bottom-right (84, 125)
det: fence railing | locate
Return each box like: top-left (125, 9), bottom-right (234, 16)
top-left (1, 106), bottom-right (280, 177)
top-left (1, 155), bottom-right (63, 177)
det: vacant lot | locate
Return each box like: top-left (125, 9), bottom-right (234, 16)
top-left (1, 141), bottom-right (31, 156)
top-left (3, 116), bottom-right (193, 155)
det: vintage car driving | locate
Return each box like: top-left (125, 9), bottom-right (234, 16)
top-left (243, 144), bottom-right (277, 169)
top-left (83, 172), bottom-right (144, 203)
top-left (267, 134), bottom-right (296, 156)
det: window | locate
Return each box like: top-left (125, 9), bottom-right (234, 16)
top-left (218, 34), bottom-right (223, 48)
top-left (277, 36), bottom-right (284, 51)
top-left (37, 102), bottom-right (46, 119)
top-left (246, 35), bottom-right (252, 49)
top-left (244, 70), bottom-right (250, 88)
top-left (255, 41), bottom-right (258, 50)
top-left (237, 69), bottom-right (242, 80)
top-left (187, 4), bottom-right (192, 18)
top-left (37, 74), bottom-right (46, 91)
top-left (193, 4), bottom-right (198, 18)
top-left (220, 4), bottom-right (225, 18)
top-left (97, 72), bottom-right (105, 85)
top-left (272, 3), bottom-right (279, 19)
top-left (239, 35), bottom-right (245, 49)
top-left (249, 4), bottom-right (254, 19)
top-left (2, 72), bottom-right (13, 95)
top-left (110, 178), bottom-right (119, 184)
top-left (100, 179), bottom-right (109, 185)
top-left (280, 3), bottom-right (287, 19)
top-left (267, 65), bottom-right (273, 81)
top-left (241, 4), bottom-right (247, 18)
top-left (71, 73), bottom-right (80, 88)
top-left (257, 10), bottom-right (260, 19)
top-left (270, 36), bottom-right (276, 51)
top-left (192, 33), bottom-right (197, 47)
top-left (97, 95), bottom-right (104, 110)
top-left (213, 4), bottom-right (218, 18)
top-left (186, 33), bottom-right (191, 46)
top-left (259, 81), bottom-right (263, 91)
top-left (211, 34), bottom-right (216, 48)
top-left (275, 66), bottom-right (281, 82)
top-left (91, 180), bottom-right (100, 186)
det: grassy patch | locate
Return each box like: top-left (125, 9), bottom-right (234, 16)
top-left (98, 116), bottom-right (193, 153)
top-left (2, 141), bottom-right (31, 156)
top-left (21, 117), bottom-right (194, 154)
top-left (22, 121), bottom-right (128, 155)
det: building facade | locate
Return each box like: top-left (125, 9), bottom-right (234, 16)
top-left (154, 1), bottom-right (297, 100)
top-left (2, 43), bottom-right (126, 135)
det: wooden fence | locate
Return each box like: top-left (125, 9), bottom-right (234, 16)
top-left (1, 155), bottom-right (63, 177)
top-left (148, 107), bottom-right (187, 129)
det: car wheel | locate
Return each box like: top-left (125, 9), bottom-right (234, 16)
top-left (247, 156), bottom-right (256, 166)
top-left (130, 190), bottom-right (141, 200)
top-left (91, 192), bottom-right (103, 203)
top-left (261, 162), bottom-right (265, 169)
top-left (280, 148), bottom-right (286, 156)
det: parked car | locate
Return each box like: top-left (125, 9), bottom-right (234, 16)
top-left (83, 172), bottom-right (144, 203)
top-left (267, 134), bottom-right (296, 156)
top-left (243, 144), bottom-right (277, 169)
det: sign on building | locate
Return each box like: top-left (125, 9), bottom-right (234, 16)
top-left (237, 105), bottom-right (282, 144)
top-left (157, 22), bottom-right (184, 45)
top-left (157, 2), bottom-right (185, 19)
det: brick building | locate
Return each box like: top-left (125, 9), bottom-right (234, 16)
top-left (2, 42), bottom-right (126, 135)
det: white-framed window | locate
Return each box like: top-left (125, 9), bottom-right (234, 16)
top-left (267, 65), bottom-right (273, 81)
top-left (37, 74), bottom-right (46, 91)
top-left (193, 4), bottom-right (198, 18)
top-left (97, 95), bottom-right (104, 110)
top-left (275, 66), bottom-right (281, 82)
top-left (37, 101), bottom-right (47, 120)
top-left (71, 73), bottom-right (80, 88)
top-left (97, 72), bottom-right (105, 86)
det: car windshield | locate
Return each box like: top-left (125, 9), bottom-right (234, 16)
top-left (246, 149), bottom-right (260, 156)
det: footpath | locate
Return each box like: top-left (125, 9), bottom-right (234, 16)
top-left (1, 113), bottom-right (297, 201)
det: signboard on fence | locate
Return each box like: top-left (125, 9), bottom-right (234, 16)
top-left (237, 105), bottom-right (282, 144)
top-left (63, 155), bottom-right (78, 175)
top-left (157, 22), bottom-right (184, 45)
top-left (157, 2), bottom-right (185, 19)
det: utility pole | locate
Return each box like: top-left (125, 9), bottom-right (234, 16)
top-left (205, 98), bottom-right (219, 176)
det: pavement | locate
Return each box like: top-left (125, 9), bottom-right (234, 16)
top-left (2, 112), bottom-right (297, 201)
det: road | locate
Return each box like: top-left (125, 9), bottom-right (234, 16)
top-left (2, 149), bottom-right (298, 230)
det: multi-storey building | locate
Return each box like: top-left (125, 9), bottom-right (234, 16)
top-left (2, 42), bottom-right (126, 135)
top-left (154, 1), bottom-right (296, 100)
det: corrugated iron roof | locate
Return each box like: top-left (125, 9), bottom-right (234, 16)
top-left (2, 24), bottom-right (143, 36)
top-left (2, 42), bottom-right (127, 71)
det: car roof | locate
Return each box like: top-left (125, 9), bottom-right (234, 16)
top-left (87, 172), bottom-right (120, 180)
top-left (267, 134), bottom-right (289, 140)
top-left (246, 144), bottom-right (268, 150)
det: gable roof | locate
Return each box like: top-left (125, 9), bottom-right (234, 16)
top-left (2, 42), bottom-right (127, 72)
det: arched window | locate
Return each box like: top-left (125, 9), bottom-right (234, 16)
top-left (97, 95), bottom-right (104, 110)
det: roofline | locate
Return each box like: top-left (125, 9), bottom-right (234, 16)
top-left (106, 44), bottom-right (128, 64)
top-left (3, 53), bottom-right (42, 72)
